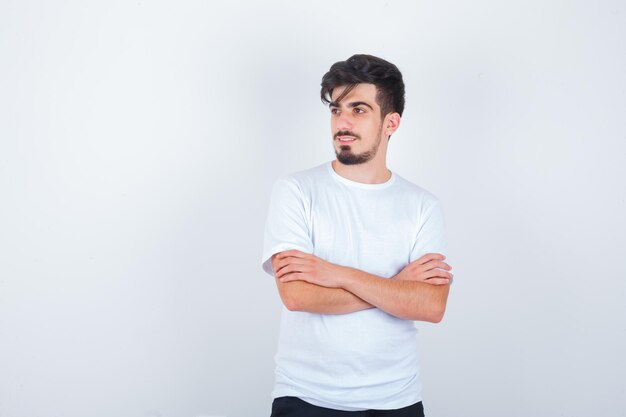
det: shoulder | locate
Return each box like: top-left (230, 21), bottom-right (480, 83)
top-left (392, 172), bottom-right (441, 210)
top-left (272, 162), bottom-right (329, 194)
top-left (268, 162), bottom-right (330, 206)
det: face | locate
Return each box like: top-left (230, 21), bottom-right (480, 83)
top-left (329, 83), bottom-right (387, 165)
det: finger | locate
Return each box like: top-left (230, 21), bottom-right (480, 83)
top-left (276, 263), bottom-right (311, 279)
top-left (276, 257), bottom-right (315, 276)
top-left (414, 262), bottom-right (451, 276)
top-left (276, 265), bottom-right (297, 279)
top-left (421, 260), bottom-right (452, 271)
top-left (399, 268), bottom-right (452, 282)
top-left (425, 277), bottom-right (450, 285)
top-left (277, 250), bottom-right (309, 259)
top-left (278, 272), bottom-right (306, 283)
top-left (275, 258), bottom-right (313, 276)
top-left (416, 253), bottom-right (445, 265)
top-left (422, 269), bottom-right (453, 280)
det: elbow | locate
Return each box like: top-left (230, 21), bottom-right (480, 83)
top-left (428, 302), bottom-right (447, 323)
top-left (276, 280), bottom-right (302, 311)
top-left (283, 296), bottom-right (301, 312)
top-left (423, 284), bottom-right (450, 323)
top-left (406, 301), bottom-right (447, 323)
top-left (280, 290), bottom-right (304, 312)
top-left (428, 308), bottom-right (445, 323)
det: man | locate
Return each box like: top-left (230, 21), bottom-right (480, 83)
top-left (261, 54), bottom-right (453, 416)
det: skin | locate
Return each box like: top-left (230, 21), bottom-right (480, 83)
top-left (330, 83), bottom-right (399, 184)
top-left (272, 83), bottom-right (453, 322)
top-left (273, 250), bottom-right (452, 321)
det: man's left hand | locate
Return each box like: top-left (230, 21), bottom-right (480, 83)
top-left (274, 249), bottom-right (348, 288)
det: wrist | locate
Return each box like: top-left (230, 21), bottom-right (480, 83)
top-left (339, 266), bottom-right (360, 290)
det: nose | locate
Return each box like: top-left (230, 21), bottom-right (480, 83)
top-left (336, 110), bottom-right (353, 131)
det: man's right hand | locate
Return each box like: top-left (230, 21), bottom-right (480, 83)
top-left (392, 253), bottom-right (453, 285)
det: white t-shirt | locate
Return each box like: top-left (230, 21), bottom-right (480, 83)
top-left (261, 161), bottom-right (447, 411)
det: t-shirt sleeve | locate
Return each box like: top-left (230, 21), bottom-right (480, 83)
top-left (261, 178), bottom-right (314, 276)
top-left (409, 199), bottom-right (448, 264)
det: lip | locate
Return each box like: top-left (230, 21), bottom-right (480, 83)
top-left (337, 136), bottom-right (357, 143)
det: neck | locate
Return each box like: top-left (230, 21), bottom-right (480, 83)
top-left (331, 159), bottom-right (391, 184)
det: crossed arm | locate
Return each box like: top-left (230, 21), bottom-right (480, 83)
top-left (271, 250), bottom-right (453, 322)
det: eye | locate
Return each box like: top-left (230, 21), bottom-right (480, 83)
top-left (354, 107), bottom-right (365, 114)
top-left (330, 107), bottom-right (340, 115)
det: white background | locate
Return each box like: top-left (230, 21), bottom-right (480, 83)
top-left (1, 1), bottom-right (625, 416)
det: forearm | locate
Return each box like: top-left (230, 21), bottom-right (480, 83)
top-left (341, 268), bottom-right (449, 322)
top-left (272, 249), bottom-right (450, 318)
top-left (276, 279), bottom-right (373, 314)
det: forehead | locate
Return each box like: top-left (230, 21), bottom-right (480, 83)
top-left (331, 83), bottom-right (379, 107)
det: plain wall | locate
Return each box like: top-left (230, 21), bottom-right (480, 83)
top-left (1, 1), bottom-right (625, 416)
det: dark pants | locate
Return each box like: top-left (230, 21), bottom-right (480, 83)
top-left (270, 396), bottom-right (425, 417)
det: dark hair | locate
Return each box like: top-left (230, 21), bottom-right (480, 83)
top-left (320, 54), bottom-right (405, 117)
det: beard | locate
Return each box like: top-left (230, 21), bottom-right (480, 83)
top-left (333, 127), bottom-right (383, 165)
top-left (335, 145), bottom-right (377, 165)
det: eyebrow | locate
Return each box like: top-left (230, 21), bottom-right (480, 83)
top-left (329, 100), bottom-right (374, 111)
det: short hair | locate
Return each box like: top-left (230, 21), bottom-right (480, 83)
top-left (320, 54), bottom-right (405, 117)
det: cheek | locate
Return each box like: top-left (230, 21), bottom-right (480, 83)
top-left (367, 120), bottom-right (380, 134)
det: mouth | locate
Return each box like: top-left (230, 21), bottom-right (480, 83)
top-left (336, 135), bottom-right (357, 144)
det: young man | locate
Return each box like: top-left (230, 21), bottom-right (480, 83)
top-left (262, 54), bottom-right (453, 416)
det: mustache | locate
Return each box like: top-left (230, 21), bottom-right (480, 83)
top-left (334, 131), bottom-right (360, 140)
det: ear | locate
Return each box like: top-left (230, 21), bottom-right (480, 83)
top-left (384, 112), bottom-right (401, 136)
